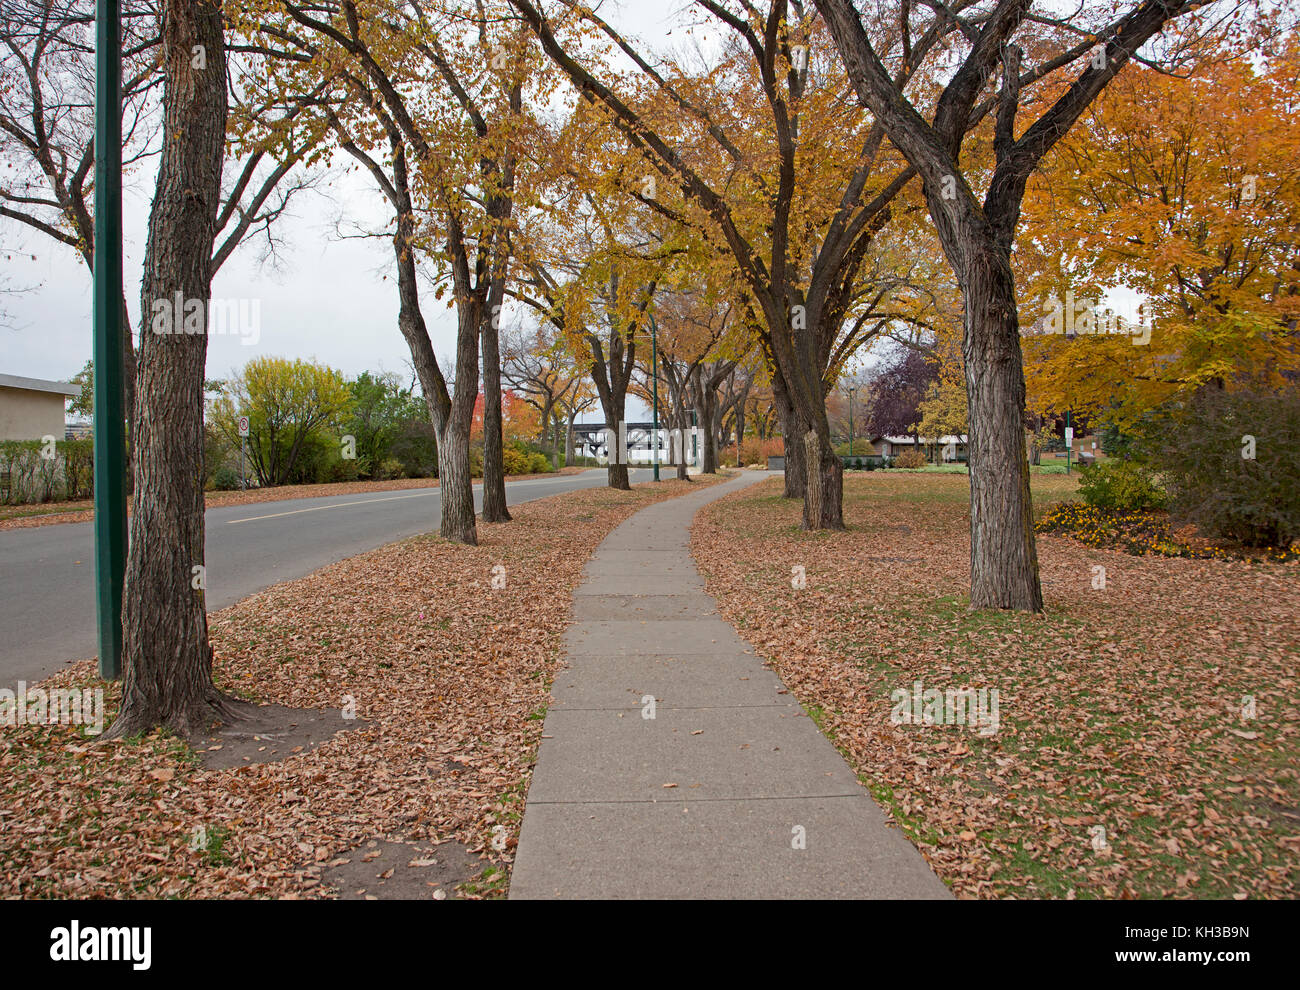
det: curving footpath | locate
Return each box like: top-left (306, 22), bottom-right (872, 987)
top-left (509, 470), bottom-right (952, 899)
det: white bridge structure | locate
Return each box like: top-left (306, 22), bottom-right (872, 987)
top-left (571, 421), bottom-right (711, 469)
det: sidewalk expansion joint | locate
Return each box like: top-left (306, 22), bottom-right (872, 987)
top-left (524, 792), bottom-right (872, 806)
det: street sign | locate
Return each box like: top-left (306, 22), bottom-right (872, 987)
top-left (1064, 426), bottom-right (1074, 449)
top-left (238, 416), bottom-right (249, 491)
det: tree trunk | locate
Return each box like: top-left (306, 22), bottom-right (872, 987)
top-left (480, 304), bottom-right (511, 522)
top-left (605, 429), bottom-right (630, 489)
top-left (792, 391), bottom-right (844, 529)
top-left (565, 409), bottom-right (577, 465)
top-left (772, 369), bottom-right (804, 499)
top-left (699, 389), bottom-right (719, 474)
top-left (107, 0), bottom-right (229, 739)
top-left (660, 367), bottom-right (691, 481)
top-left (607, 461), bottom-right (630, 489)
top-left (437, 414), bottom-right (476, 543)
top-left (588, 330), bottom-right (634, 491)
top-left (762, 310), bottom-right (842, 526)
top-left (675, 412), bottom-right (690, 481)
top-left (803, 430), bottom-right (823, 530)
top-left (598, 389), bottom-right (630, 490)
top-left (122, 296), bottom-right (137, 496)
top-left (734, 401), bottom-right (746, 466)
top-left (439, 304), bottom-right (481, 544)
top-left (780, 413), bottom-right (806, 497)
top-left (712, 399), bottom-right (728, 472)
top-left (963, 246), bottom-right (1043, 611)
top-left (816, 427), bottom-right (845, 528)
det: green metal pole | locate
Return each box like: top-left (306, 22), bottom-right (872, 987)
top-left (93, 0), bottom-right (126, 681)
top-left (650, 314), bottom-right (660, 482)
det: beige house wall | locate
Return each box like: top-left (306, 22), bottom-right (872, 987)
top-left (0, 385), bottom-right (67, 441)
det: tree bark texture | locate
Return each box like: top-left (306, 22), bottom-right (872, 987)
top-left (109, 0), bottom-right (229, 739)
top-left (480, 295), bottom-right (511, 522)
top-left (962, 246), bottom-right (1043, 610)
top-left (802, 430), bottom-right (823, 531)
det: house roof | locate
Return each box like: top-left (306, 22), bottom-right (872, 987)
top-left (0, 373), bottom-right (82, 397)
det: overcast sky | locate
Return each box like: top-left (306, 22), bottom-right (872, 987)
top-left (1, 1), bottom-right (684, 420)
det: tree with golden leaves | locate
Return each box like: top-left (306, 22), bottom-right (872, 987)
top-left (1021, 34), bottom-right (1300, 427)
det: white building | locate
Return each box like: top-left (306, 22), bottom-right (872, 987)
top-left (0, 374), bottom-right (81, 441)
top-left (873, 434), bottom-right (969, 462)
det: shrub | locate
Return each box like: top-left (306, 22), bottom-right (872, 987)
top-left (1143, 386), bottom-right (1300, 548)
top-left (1098, 409), bottom-right (1161, 460)
top-left (1100, 419), bottom-right (1135, 459)
top-left (376, 457), bottom-right (405, 480)
top-left (501, 443), bottom-right (532, 476)
top-left (203, 425), bottom-right (231, 489)
top-left (209, 466), bottom-right (241, 491)
top-left (894, 449), bottom-right (926, 469)
top-left (841, 455), bottom-right (877, 471)
top-left (0, 439), bottom-right (102, 504)
top-left (1036, 500), bottom-right (1294, 561)
top-left (281, 432), bottom-right (340, 484)
top-left (391, 419), bottom-right (437, 478)
top-left (1076, 459), bottom-right (1168, 512)
top-left (61, 438), bottom-right (93, 499)
top-left (494, 444), bottom-right (554, 476)
top-left (313, 452), bottom-right (361, 484)
top-left (738, 437), bottom-right (784, 465)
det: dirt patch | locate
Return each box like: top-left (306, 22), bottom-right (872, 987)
top-left (321, 837), bottom-right (486, 899)
top-left (191, 700), bottom-right (364, 771)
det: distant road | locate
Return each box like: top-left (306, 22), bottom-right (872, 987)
top-left (0, 468), bottom-right (659, 688)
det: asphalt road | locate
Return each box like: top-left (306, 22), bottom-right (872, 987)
top-left (0, 468), bottom-right (660, 689)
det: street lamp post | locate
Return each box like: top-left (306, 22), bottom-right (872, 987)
top-left (93, 0), bottom-right (126, 681)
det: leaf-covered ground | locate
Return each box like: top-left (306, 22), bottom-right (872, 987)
top-left (691, 472), bottom-right (1299, 899)
top-left (0, 475), bottom-right (721, 898)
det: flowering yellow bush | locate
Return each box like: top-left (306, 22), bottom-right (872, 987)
top-left (1036, 502), bottom-right (1296, 561)
top-left (894, 449), bottom-right (927, 469)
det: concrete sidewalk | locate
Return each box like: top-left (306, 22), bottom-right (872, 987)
top-left (509, 471), bottom-right (951, 899)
